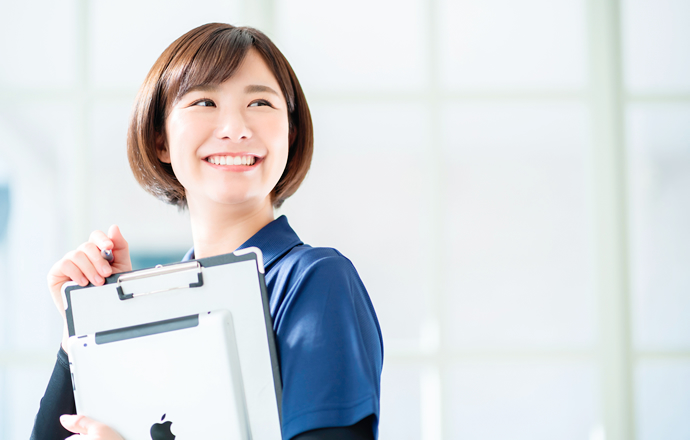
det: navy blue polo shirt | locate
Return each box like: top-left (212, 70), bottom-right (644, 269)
top-left (183, 215), bottom-right (383, 439)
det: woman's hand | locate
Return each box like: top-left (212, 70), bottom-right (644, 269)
top-left (47, 225), bottom-right (132, 348)
top-left (60, 414), bottom-right (124, 440)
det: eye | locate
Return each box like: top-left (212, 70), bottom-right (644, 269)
top-left (191, 98), bottom-right (215, 107)
top-left (248, 99), bottom-right (274, 108)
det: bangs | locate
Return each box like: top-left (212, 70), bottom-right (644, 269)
top-left (164, 27), bottom-right (254, 107)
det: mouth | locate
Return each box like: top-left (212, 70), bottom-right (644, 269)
top-left (204, 154), bottom-right (260, 167)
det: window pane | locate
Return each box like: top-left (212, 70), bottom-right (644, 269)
top-left (448, 360), bottom-right (599, 440)
top-left (635, 359), bottom-right (690, 440)
top-left (274, 0), bottom-right (428, 92)
top-left (438, 0), bottom-right (587, 91)
top-left (0, 121), bottom-right (63, 350)
top-left (89, 0), bottom-right (242, 89)
top-left (623, 0), bottom-right (690, 93)
top-left (442, 102), bottom-right (594, 349)
top-left (628, 104), bottom-right (690, 350)
top-left (5, 365), bottom-right (55, 440)
top-left (0, 0), bottom-right (77, 88)
top-left (379, 364), bottom-right (422, 439)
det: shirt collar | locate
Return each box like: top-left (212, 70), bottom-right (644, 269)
top-left (182, 215), bottom-right (303, 268)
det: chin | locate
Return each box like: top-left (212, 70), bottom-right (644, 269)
top-left (212, 190), bottom-right (265, 207)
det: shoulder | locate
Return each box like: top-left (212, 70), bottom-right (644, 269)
top-left (275, 244), bottom-right (355, 273)
top-left (266, 245), bottom-right (380, 344)
top-left (268, 245), bottom-right (363, 292)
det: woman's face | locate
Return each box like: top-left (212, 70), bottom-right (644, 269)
top-left (159, 49), bottom-right (290, 210)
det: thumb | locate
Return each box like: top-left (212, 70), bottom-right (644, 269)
top-left (107, 224), bottom-right (132, 272)
top-left (60, 414), bottom-right (90, 434)
top-left (107, 225), bottom-right (128, 251)
top-left (60, 414), bottom-right (123, 439)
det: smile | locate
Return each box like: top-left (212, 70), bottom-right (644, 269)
top-left (205, 155), bottom-right (257, 166)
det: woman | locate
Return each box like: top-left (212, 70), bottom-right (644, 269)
top-left (32, 23), bottom-right (383, 440)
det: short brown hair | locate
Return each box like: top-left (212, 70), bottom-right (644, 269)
top-left (127, 23), bottom-right (313, 208)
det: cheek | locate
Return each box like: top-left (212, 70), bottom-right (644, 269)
top-left (270, 128), bottom-right (290, 178)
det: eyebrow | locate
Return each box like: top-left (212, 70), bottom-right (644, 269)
top-left (244, 84), bottom-right (279, 96)
top-left (185, 84), bottom-right (219, 94)
top-left (183, 84), bottom-right (280, 97)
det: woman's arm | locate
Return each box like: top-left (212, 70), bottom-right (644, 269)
top-left (30, 348), bottom-right (75, 440)
top-left (291, 415), bottom-right (375, 440)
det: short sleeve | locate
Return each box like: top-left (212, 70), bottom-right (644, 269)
top-left (273, 254), bottom-right (383, 440)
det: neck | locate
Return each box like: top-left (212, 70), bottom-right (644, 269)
top-left (187, 196), bottom-right (275, 259)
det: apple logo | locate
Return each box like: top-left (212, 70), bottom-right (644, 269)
top-left (150, 414), bottom-right (175, 440)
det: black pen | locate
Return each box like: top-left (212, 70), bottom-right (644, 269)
top-left (101, 249), bottom-right (114, 263)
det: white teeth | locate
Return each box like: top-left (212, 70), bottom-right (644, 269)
top-left (208, 155), bottom-right (256, 166)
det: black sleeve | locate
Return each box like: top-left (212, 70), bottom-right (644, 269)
top-left (30, 347), bottom-right (76, 440)
top-left (290, 415), bottom-right (375, 440)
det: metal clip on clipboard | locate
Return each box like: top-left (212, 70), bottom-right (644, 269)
top-left (116, 261), bottom-right (204, 301)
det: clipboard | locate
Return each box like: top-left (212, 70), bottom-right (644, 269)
top-left (62, 247), bottom-right (282, 440)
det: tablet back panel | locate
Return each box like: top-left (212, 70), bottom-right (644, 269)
top-left (68, 310), bottom-right (248, 439)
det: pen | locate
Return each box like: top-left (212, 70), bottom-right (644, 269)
top-left (101, 249), bottom-right (114, 263)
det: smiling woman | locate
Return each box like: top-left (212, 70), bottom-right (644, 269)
top-left (32, 23), bottom-right (382, 440)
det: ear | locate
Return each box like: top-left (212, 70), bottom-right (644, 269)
top-left (156, 132), bottom-right (171, 164)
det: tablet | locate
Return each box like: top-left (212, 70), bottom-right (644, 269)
top-left (68, 309), bottom-right (248, 439)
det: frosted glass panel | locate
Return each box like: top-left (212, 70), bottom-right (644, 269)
top-left (89, 101), bottom-right (192, 252)
top-left (13, 102), bottom-right (79, 221)
top-left (623, 0), bottom-right (690, 93)
top-left (635, 360), bottom-right (690, 440)
top-left (379, 365), bottom-right (421, 440)
top-left (442, 103), bottom-right (594, 349)
top-left (438, 0), bottom-right (586, 90)
top-left (0, 243), bottom-right (7, 349)
top-left (281, 103), bottom-right (431, 342)
top-left (448, 360), bottom-right (598, 440)
top-left (274, 0), bottom-right (427, 92)
top-left (6, 365), bottom-right (55, 440)
top-left (0, 118), bottom-right (63, 350)
top-left (0, 370), bottom-right (4, 439)
top-left (308, 101), bottom-right (427, 155)
top-left (89, 0), bottom-right (242, 88)
top-left (0, 1), bottom-right (77, 88)
top-left (628, 104), bottom-right (690, 350)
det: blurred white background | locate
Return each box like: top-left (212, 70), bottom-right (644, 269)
top-left (0, 0), bottom-right (689, 439)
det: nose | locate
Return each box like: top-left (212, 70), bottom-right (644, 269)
top-left (215, 109), bottom-right (252, 142)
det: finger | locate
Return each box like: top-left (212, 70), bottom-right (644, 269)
top-left (68, 250), bottom-right (105, 286)
top-left (79, 242), bottom-right (113, 278)
top-left (54, 259), bottom-right (89, 287)
top-left (47, 259), bottom-right (76, 289)
top-left (89, 230), bottom-right (114, 252)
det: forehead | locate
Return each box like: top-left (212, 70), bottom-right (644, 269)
top-left (173, 49), bottom-right (281, 101)
top-left (218, 49), bottom-right (281, 87)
